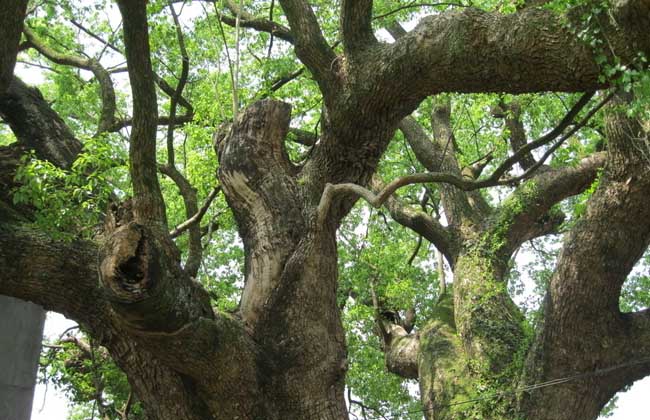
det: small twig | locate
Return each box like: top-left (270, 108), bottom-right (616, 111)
top-left (170, 186), bottom-right (221, 238)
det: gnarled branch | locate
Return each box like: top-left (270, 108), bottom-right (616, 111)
top-left (377, 4), bottom-right (649, 101)
top-left (0, 0), bottom-right (27, 94)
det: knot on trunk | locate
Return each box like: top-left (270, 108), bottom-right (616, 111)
top-left (99, 222), bottom-right (159, 303)
top-left (99, 217), bottom-right (214, 332)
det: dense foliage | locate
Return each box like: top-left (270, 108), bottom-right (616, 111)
top-left (2, 0), bottom-right (649, 418)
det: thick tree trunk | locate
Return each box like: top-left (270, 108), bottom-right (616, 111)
top-left (519, 95), bottom-right (650, 420)
top-left (216, 100), bottom-right (349, 419)
top-left (410, 118), bottom-right (607, 419)
top-left (417, 249), bottom-right (525, 420)
top-left (413, 95), bottom-right (650, 420)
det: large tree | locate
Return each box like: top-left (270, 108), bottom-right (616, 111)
top-left (1, 0), bottom-right (650, 419)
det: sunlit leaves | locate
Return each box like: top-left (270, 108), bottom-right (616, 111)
top-left (39, 332), bottom-right (145, 420)
top-left (13, 134), bottom-right (128, 239)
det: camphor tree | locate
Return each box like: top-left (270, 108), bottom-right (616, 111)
top-left (1, 0), bottom-right (650, 419)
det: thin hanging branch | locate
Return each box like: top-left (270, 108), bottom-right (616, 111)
top-left (266, 0), bottom-right (275, 58)
top-left (213, 2), bottom-right (239, 119)
top-left (233, 0), bottom-right (242, 118)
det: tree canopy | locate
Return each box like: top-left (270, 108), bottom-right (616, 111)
top-left (1, 0), bottom-right (649, 419)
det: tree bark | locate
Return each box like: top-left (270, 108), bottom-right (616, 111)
top-left (0, 0), bottom-right (27, 94)
top-left (216, 100), bottom-right (348, 418)
top-left (3, 1), bottom-right (650, 419)
top-left (520, 95), bottom-right (650, 420)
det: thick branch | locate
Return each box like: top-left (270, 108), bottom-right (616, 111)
top-left (0, 77), bottom-right (82, 168)
top-left (277, 0), bottom-right (337, 87)
top-left (117, 0), bottom-right (167, 227)
top-left (379, 4), bottom-right (650, 99)
top-left (369, 176), bottom-right (458, 266)
top-left (390, 16), bottom-right (489, 225)
top-left (0, 224), bottom-right (105, 326)
top-left (0, 0), bottom-right (27, 94)
top-left (159, 164), bottom-right (203, 278)
top-left (551, 98), bottom-right (650, 319)
top-left (98, 221), bottom-right (213, 331)
top-left (383, 325), bottom-right (419, 379)
top-left (369, 280), bottom-right (420, 379)
top-left (522, 93), bottom-right (650, 420)
top-left (496, 151), bottom-right (607, 260)
top-left (400, 116), bottom-right (477, 226)
top-left (431, 98), bottom-right (492, 220)
top-left (341, 0), bottom-right (376, 53)
top-left (332, 91), bottom-right (608, 217)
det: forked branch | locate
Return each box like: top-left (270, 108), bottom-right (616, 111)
top-left (170, 186), bottom-right (221, 239)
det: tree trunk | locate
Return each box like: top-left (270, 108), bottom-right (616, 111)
top-left (418, 246), bottom-right (526, 420)
top-left (216, 100), bottom-right (349, 419)
top-left (519, 95), bottom-right (650, 420)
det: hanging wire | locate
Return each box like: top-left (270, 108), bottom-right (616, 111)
top-left (360, 356), bottom-right (650, 419)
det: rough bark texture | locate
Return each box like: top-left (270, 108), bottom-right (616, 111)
top-left (520, 96), bottom-right (650, 420)
top-left (2, 2), bottom-right (650, 420)
top-left (0, 0), bottom-right (27, 94)
top-left (216, 100), bottom-right (348, 418)
top-left (0, 78), bottom-right (82, 168)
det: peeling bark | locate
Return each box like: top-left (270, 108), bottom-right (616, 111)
top-left (217, 100), bottom-right (349, 418)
